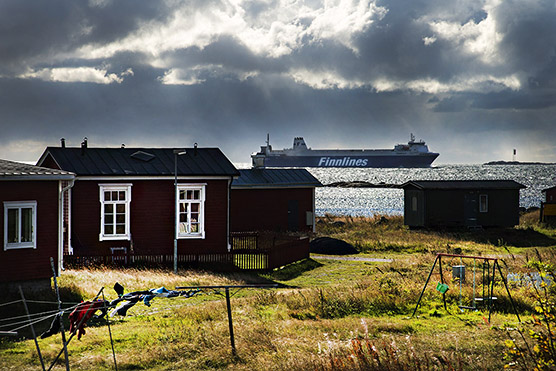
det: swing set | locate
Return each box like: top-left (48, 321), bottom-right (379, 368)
top-left (412, 253), bottom-right (521, 323)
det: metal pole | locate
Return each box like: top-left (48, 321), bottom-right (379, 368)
top-left (225, 288), bottom-right (237, 357)
top-left (412, 255), bottom-right (439, 317)
top-left (102, 291), bottom-right (118, 370)
top-left (496, 261), bottom-right (521, 322)
top-left (174, 152), bottom-right (178, 274)
top-left (19, 286), bottom-right (46, 371)
top-left (489, 260), bottom-right (496, 323)
top-left (50, 257), bottom-right (70, 371)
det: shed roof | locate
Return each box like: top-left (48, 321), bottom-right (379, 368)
top-left (37, 147), bottom-right (239, 177)
top-left (400, 180), bottom-right (526, 190)
top-left (0, 159), bottom-right (74, 180)
top-left (232, 168), bottom-right (322, 189)
top-left (542, 185), bottom-right (556, 193)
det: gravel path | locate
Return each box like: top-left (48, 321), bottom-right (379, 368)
top-left (312, 255), bottom-right (393, 263)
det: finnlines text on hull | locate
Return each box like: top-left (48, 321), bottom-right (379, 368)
top-left (319, 157), bottom-right (368, 167)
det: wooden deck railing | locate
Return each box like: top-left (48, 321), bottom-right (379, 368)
top-left (64, 232), bottom-right (310, 271)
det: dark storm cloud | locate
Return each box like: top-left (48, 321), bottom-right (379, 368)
top-left (0, 0), bottom-right (171, 74)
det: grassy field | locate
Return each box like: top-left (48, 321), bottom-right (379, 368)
top-left (1, 211), bottom-right (555, 370)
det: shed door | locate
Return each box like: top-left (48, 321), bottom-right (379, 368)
top-left (288, 200), bottom-right (299, 231)
top-left (464, 192), bottom-right (478, 226)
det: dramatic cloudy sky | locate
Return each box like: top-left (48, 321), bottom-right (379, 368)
top-left (1, 0), bottom-right (556, 164)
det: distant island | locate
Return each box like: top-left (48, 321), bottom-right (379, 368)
top-left (484, 160), bottom-right (555, 165)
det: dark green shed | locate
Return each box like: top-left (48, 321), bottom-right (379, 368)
top-left (400, 180), bottom-right (526, 228)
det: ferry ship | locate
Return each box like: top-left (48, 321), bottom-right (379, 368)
top-left (251, 134), bottom-right (439, 168)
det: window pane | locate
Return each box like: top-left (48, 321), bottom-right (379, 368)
top-left (105, 225), bottom-right (113, 234)
top-left (193, 190), bottom-right (200, 199)
top-left (180, 203), bottom-right (187, 213)
top-left (191, 203), bottom-right (199, 212)
top-left (191, 223), bottom-right (199, 233)
top-left (21, 208), bottom-right (33, 243)
top-left (118, 191), bottom-right (125, 201)
top-left (116, 225), bottom-right (125, 234)
top-left (186, 190), bottom-right (193, 200)
top-left (7, 208), bottom-right (19, 243)
top-left (179, 190), bottom-right (185, 200)
top-left (116, 214), bottom-right (125, 224)
top-left (104, 204), bottom-right (113, 213)
top-left (179, 213), bottom-right (187, 223)
top-left (104, 191), bottom-right (111, 201)
top-left (111, 191), bottom-right (119, 201)
top-left (116, 204), bottom-right (125, 213)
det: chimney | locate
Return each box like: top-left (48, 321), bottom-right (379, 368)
top-left (81, 137), bottom-right (88, 155)
top-left (60, 138), bottom-right (66, 148)
top-left (194, 142), bottom-right (198, 156)
top-left (121, 144), bottom-right (125, 148)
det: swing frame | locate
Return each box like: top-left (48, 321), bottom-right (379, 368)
top-left (412, 253), bottom-right (521, 323)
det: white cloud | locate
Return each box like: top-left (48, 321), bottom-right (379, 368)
top-left (20, 67), bottom-right (132, 84)
top-left (372, 74), bottom-right (521, 94)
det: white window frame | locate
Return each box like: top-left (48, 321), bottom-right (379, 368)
top-left (4, 201), bottom-right (37, 250)
top-left (479, 194), bottom-right (488, 213)
top-left (99, 184), bottom-right (132, 241)
top-left (176, 184), bottom-right (205, 239)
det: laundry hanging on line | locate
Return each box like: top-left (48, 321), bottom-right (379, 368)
top-left (39, 283), bottom-right (201, 339)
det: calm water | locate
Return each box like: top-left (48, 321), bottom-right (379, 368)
top-left (308, 164), bottom-right (556, 217)
top-left (235, 163), bottom-right (556, 217)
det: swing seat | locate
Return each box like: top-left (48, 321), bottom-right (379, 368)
top-left (474, 297), bottom-right (497, 301)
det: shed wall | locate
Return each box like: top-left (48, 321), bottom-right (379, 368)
top-left (230, 188), bottom-right (314, 232)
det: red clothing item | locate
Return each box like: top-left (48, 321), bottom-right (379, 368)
top-left (68, 300), bottom-right (106, 339)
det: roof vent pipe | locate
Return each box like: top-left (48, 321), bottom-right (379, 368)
top-left (81, 137), bottom-right (88, 156)
top-left (60, 138), bottom-right (66, 148)
top-left (194, 142), bottom-right (198, 156)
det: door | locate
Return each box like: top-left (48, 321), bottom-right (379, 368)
top-left (287, 200), bottom-right (299, 231)
top-left (464, 192), bottom-right (478, 226)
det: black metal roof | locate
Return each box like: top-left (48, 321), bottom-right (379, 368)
top-left (0, 159), bottom-right (74, 180)
top-left (400, 180), bottom-right (526, 190)
top-left (232, 168), bottom-right (322, 188)
top-left (37, 147), bottom-right (239, 177)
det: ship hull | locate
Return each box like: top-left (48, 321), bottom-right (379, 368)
top-left (261, 153), bottom-right (439, 168)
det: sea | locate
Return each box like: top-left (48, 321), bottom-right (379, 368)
top-left (237, 163), bottom-right (556, 217)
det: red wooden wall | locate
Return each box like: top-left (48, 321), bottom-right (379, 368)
top-left (0, 180), bottom-right (60, 282)
top-left (70, 179), bottom-right (230, 255)
top-left (230, 188), bottom-right (314, 232)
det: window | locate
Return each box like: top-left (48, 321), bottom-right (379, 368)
top-left (4, 201), bottom-right (37, 250)
top-left (177, 184), bottom-right (205, 239)
top-left (412, 196), bottom-right (418, 212)
top-left (99, 184), bottom-right (132, 240)
top-left (479, 194), bottom-right (488, 213)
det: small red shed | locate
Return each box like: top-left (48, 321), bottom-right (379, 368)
top-left (231, 168), bottom-right (321, 232)
top-left (37, 141), bottom-right (239, 261)
top-left (0, 159), bottom-right (74, 289)
top-left (541, 185), bottom-right (556, 223)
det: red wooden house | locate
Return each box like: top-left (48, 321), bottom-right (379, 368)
top-left (0, 159), bottom-right (74, 290)
top-left (37, 141), bottom-right (239, 264)
top-left (231, 169), bottom-right (321, 232)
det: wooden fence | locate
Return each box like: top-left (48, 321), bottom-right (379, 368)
top-left (64, 232), bottom-right (310, 271)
